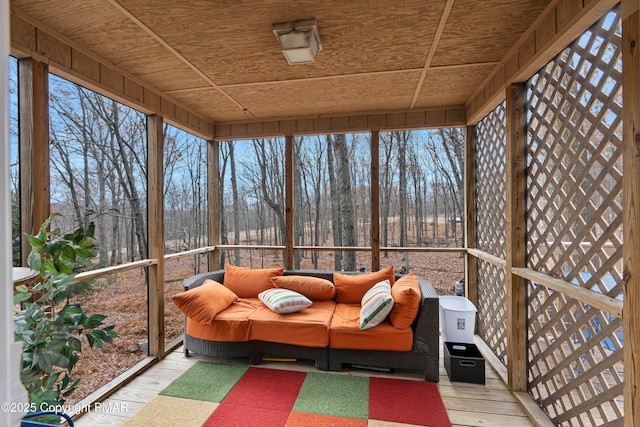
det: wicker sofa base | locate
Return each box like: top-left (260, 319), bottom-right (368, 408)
top-left (184, 334), bottom-right (438, 381)
top-left (184, 335), bottom-right (330, 370)
top-left (184, 334), bottom-right (253, 359)
top-left (328, 346), bottom-right (438, 382)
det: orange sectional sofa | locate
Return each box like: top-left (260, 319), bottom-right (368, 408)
top-left (175, 266), bottom-right (440, 382)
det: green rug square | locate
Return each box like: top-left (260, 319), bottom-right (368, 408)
top-left (293, 372), bottom-right (369, 419)
top-left (159, 361), bottom-right (248, 403)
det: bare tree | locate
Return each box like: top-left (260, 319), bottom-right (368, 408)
top-left (394, 131), bottom-right (410, 270)
top-left (229, 142), bottom-right (241, 264)
top-left (326, 135), bottom-right (343, 270)
top-left (89, 96), bottom-right (147, 260)
top-left (296, 136), bottom-right (327, 268)
top-left (251, 139), bottom-right (286, 247)
top-left (218, 143), bottom-right (231, 267)
top-left (162, 125), bottom-right (208, 272)
top-left (408, 143), bottom-right (424, 245)
top-left (293, 137), bottom-right (305, 269)
top-left (333, 134), bottom-right (357, 271)
top-left (424, 129), bottom-right (464, 245)
top-left (380, 133), bottom-right (395, 256)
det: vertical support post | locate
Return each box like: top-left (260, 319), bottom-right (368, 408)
top-left (147, 114), bottom-right (165, 358)
top-left (622, 1), bottom-right (640, 425)
top-left (18, 58), bottom-right (50, 265)
top-left (370, 130), bottom-right (381, 271)
top-left (465, 125), bottom-right (478, 305)
top-left (2, 3), bottom-right (30, 423)
top-left (285, 134), bottom-right (295, 270)
top-left (505, 83), bottom-right (528, 392)
top-left (208, 139), bottom-right (221, 269)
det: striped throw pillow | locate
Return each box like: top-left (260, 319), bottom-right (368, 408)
top-left (360, 279), bottom-right (394, 330)
top-left (258, 288), bottom-right (313, 314)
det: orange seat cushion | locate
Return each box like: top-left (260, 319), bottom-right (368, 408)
top-left (223, 264), bottom-right (284, 298)
top-left (186, 298), bottom-right (261, 342)
top-left (333, 265), bottom-right (395, 303)
top-left (271, 275), bottom-right (336, 300)
top-left (389, 273), bottom-right (422, 329)
top-left (172, 279), bottom-right (238, 325)
top-left (249, 300), bottom-right (336, 347)
top-left (329, 303), bottom-right (413, 351)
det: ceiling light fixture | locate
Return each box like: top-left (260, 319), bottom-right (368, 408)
top-left (272, 18), bottom-right (322, 65)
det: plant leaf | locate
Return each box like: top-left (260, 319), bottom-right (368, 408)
top-left (61, 245), bottom-right (77, 262)
top-left (87, 222), bottom-right (95, 238)
top-left (14, 292), bottom-right (32, 304)
top-left (15, 284), bottom-right (30, 293)
top-left (27, 251), bottom-right (42, 272)
top-left (43, 259), bottom-right (58, 273)
top-left (26, 234), bottom-right (44, 249)
top-left (68, 337), bottom-right (82, 352)
top-left (75, 248), bottom-right (94, 259)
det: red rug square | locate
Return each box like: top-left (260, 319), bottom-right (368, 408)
top-left (221, 367), bottom-right (307, 410)
top-left (369, 377), bottom-right (452, 427)
top-left (203, 404), bottom-right (291, 427)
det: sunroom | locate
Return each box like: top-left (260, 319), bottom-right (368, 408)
top-left (1, 0), bottom-right (638, 426)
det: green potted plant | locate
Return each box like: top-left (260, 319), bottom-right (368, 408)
top-left (14, 214), bottom-right (118, 410)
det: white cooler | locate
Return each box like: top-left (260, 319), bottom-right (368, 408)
top-left (439, 296), bottom-right (477, 344)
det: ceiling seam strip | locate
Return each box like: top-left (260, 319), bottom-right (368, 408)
top-left (409, 0), bottom-right (456, 109)
top-left (107, 0), bottom-right (257, 119)
top-left (163, 61), bottom-right (501, 94)
top-left (210, 61), bottom-right (501, 90)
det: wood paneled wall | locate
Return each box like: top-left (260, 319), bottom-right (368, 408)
top-left (213, 107), bottom-right (466, 140)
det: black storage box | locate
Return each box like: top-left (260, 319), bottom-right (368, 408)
top-left (444, 342), bottom-right (485, 384)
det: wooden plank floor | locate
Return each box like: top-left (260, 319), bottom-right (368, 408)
top-left (74, 343), bottom-right (535, 427)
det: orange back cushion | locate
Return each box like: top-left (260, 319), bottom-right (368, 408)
top-left (272, 275), bottom-right (336, 300)
top-left (333, 265), bottom-right (395, 303)
top-left (223, 264), bottom-right (284, 298)
top-left (389, 273), bottom-right (422, 329)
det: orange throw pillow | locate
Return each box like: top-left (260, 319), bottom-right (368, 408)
top-left (172, 279), bottom-right (238, 325)
top-left (389, 273), bottom-right (422, 329)
top-left (333, 265), bottom-right (395, 303)
top-left (272, 275), bottom-right (336, 300)
top-left (223, 264), bottom-right (284, 298)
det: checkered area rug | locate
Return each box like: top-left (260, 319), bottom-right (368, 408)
top-left (123, 361), bottom-right (451, 427)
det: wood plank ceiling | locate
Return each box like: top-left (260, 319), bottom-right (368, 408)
top-left (10, 0), bottom-right (551, 124)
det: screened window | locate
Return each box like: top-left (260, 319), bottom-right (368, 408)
top-left (49, 74), bottom-right (147, 265)
top-left (219, 138), bottom-right (285, 268)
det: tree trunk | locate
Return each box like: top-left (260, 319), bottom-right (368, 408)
top-left (396, 132), bottom-right (409, 270)
top-left (380, 134), bottom-right (393, 257)
top-left (218, 143), bottom-right (230, 268)
top-left (229, 142), bottom-right (241, 264)
top-left (326, 135), bottom-right (343, 270)
top-left (294, 137), bottom-right (304, 269)
top-left (334, 134), bottom-right (356, 271)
